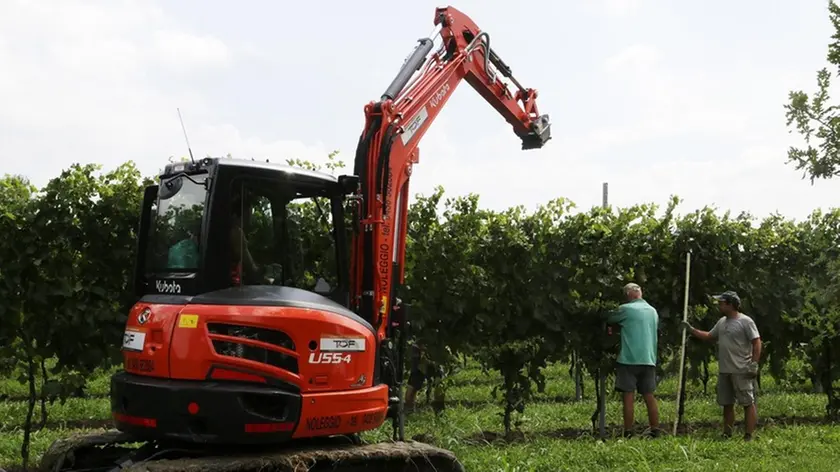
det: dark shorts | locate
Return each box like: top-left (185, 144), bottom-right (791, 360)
top-left (408, 345), bottom-right (428, 390)
top-left (408, 365), bottom-right (426, 390)
top-left (615, 363), bottom-right (657, 394)
top-left (407, 346), bottom-right (443, 390)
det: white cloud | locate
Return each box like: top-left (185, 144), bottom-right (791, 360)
top-left (0, 0), bottom-right (323, 186)
top-left (603, 44), bottom-right (659, 74)
top-left (567, 43), bottom-right (840, 220)
top-left (595, 0), bottom-right (644, 16)
top-left (187, 123), bottom-right (338, 167)
top-left (404, 39), bottom-right (840, 223)
top-left (152, 30), bottom-right (231, 69)
top-left (0, 0), bottom-right (836, 225)
top-left (600, 44), bottom-right (751, 138)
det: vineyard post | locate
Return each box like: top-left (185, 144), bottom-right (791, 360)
top-left (598, 182), bottom-right (608, 439)
top-left (673, 250), bottom-right (692, 435)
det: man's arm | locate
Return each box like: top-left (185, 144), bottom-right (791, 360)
top-left (751, 337), bottom-right (762, 363)
top-left (747, 318), bottom-right (761, 363)
top-left (683, 318), bottom-right (719, 343)
top-left (605, 305), bottom-right (626, 325)
top-left (688, 326), bottom-right (715, 342)
top-left (231, 225), bottom-right (261, 280)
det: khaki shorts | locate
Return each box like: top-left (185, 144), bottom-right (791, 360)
top-left (717, 373), bottom-right (756, 406)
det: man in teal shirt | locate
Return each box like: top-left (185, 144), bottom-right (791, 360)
top-left (606, 282), bottom-right (661, 437)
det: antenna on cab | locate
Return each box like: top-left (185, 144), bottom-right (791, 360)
top-left (177, 108), bottom-right (196, 163)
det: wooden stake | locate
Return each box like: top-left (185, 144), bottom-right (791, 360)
top-left (599, 182), bottom-right (608, 439)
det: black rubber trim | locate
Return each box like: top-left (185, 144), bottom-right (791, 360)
top-left (139, 294), bottom-right (194, 305)
top-left (111, 371), bottom-right (301, 445)
top-left (206, 364), bottom-right (300, 393)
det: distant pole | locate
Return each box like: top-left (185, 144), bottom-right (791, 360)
top-left (598, 182), bottom-right (608, 439)
top-left (673, 250), bottom-right (692, 435)
top-left (602, 182), bottom-right (608, 208)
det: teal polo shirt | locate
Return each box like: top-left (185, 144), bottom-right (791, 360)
top-left (606, 298), bottom-right (659, 366)
top-left (168, 238), bottom-right (199, 269)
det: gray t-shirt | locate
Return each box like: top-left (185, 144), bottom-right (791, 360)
top-left (709, 313), bottom-right (760, 374)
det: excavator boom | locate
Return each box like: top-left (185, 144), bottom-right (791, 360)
top-left (351, 5), bottom-right (551, 342)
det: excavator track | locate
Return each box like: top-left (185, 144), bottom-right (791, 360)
top-left (39, 430), bottom-right (465, 472)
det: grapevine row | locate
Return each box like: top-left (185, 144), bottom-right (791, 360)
top-left (0, 158), bottom-right (838, 448)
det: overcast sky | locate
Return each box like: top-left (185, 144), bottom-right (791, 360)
top-left (1, 0), bottom-right (838, 221)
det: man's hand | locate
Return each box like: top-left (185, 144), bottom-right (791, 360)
top-left (684, 322), bottom-right (715, 343)
top-left (745, 360), bottom-right (759, 379)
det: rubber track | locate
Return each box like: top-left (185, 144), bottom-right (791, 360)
top-left (39, 430), bottom-right (465, 472)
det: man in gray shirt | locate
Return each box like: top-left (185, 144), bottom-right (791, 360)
top-left (683, 291), bottom-right (762, 441)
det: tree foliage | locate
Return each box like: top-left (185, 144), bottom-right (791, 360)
top-left (0, 163), bottom-right (148, 468)
top-left (785, 1), bottom-right (840, 181)
top-left (782, 0), bottom-right (840, 417)
top-left (2, 153), bottom-right (840, 461)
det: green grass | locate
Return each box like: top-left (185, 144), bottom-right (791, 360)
top-left (0, 364), bottom-right (115, 400)
top-left (1, 361), bottom-right (837, 471)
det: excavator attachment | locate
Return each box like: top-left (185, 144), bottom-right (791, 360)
top-left (39, 430), bottom-right (465, 472)
top-left (521, 114), bottom-right (552, 150)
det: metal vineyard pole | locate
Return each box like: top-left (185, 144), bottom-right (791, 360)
top-left (673, 250), bottom-right (692, 436)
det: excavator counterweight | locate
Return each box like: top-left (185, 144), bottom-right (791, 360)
top-left (41, 6), bottom-right (550, 472)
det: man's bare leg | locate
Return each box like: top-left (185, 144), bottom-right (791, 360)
top-left (622, 392), bottom-right (635, 433)
top-left (642, 393), bottom-right (660, 430)
top-left (744, 404), bottom-right (757, 439)
top-left (723, 405), bottom-right (735, 437)
top-left (404, 385), bottom-right (418, 412)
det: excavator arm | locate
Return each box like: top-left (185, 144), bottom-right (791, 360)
top-left (350, 6), bottom-right (552, 341)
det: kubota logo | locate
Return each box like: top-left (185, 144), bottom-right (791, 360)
top-left (430, 83), bottom-right (450, 108)
top-left (137, 308), bottom-right (151, 325)
top-left (156, 280), bottom-right (181, 294)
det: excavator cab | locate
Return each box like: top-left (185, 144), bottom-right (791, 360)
top-left (136, 157), bottom-right (354, 303)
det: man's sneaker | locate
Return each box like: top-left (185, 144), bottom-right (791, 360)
top-left (722, 430), bottom-right (732, 439)
top-left (641, 427), bottom-right (665, 439)
top-left (622, 429), bottom-right (633, 439)
top-left (744, 433), bottom-right (753, 442)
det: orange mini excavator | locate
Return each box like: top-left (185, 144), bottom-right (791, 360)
top-left (41, 6), bottom-right (550, 472)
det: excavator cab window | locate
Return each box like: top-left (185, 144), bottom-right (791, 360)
top-left (224, 175), bottom-right (342, 295)
top-left (147, 172), bottom-right (208, 273)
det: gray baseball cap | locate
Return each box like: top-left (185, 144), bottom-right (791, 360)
top-left (712, 290), bottom-right (741, 305)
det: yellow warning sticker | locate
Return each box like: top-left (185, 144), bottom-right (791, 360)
top-left (178, 314), bottom-right (199, 328)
